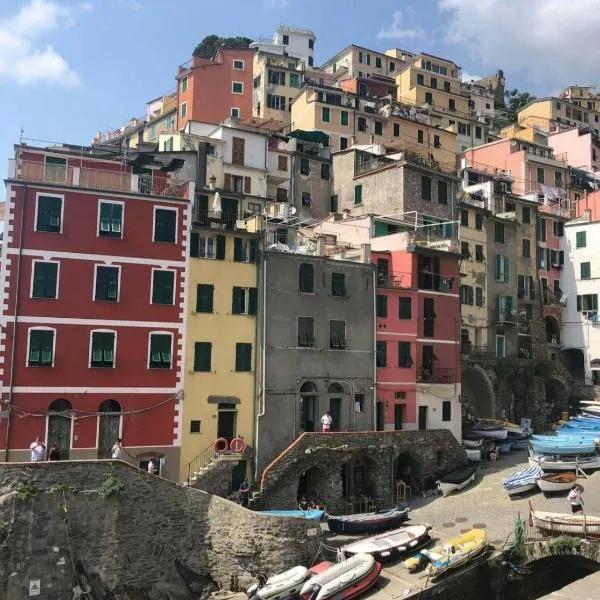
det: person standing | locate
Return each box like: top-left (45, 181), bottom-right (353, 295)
top-left (568, 484), bottom-right (584, 513)
top-left (147, 459), bottom-right (155, 475)
top-left (47, 442), bottom-right (61, 461)
top-left (239, 479), bottom-right (250, 507)
top-left (111, 438), bottom-right (123, 459)
top-left (321, 411), bottom-right (333, 432)
top-left (29, 437), bottom-right (46, 462)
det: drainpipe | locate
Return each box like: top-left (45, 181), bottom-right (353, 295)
top-left (254, 253), bottom-right (268, 480)
top-left (372, 268), bottom-right (377, 431)
top-left (251, 235), bottom-right (260, 481)
top-left (4, 183), bottom-right (27, 461)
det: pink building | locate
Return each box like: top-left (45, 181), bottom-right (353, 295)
top-left (576, 189), bottom-right (600, 219)
top-left (548, 127), bottom-right (600, 174)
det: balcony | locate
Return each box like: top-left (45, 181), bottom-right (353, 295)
top-left (416, 367), bottom-right (457, 384)
top-left (457, 190), bottom-right (486, 209)
top-left (192, 208), bottom-right (239, 231)
top-left (377, 271), bottom-right (413, 289)
top-left (517, 288), bottom-right (536, 302)
top-left (417, 271), bottom-right (456, 292)
top-left (494, 308), bottom-right (519, 324)
top-left (525, 148), bottom-right (567, 168)
top-left (10, 159), bottom-right (192, 199)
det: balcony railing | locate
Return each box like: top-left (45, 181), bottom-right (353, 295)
top-left (417, 272), bottom-right (456, 292)
top-left (377, 271), bottom-right (413, 289)
top-left (416, 367), bottom-right (457, 384)
top-left (517, 288), bottom-right (537, 301)
top-left (192, 208), bottom-right (238, 231)
top-left (461, 343), bottom-right (495, 358)
top-left (494, 308), bottom-right (519, 324)
top-left (11, 159), bottom-right (191, 199)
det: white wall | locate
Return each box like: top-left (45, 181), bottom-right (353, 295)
top-left (273, 27), bottom-right (315, 66)
top-left (213, 126), bottom-right (267, 171)
top-left (417, 385), bottom-right (462, 442)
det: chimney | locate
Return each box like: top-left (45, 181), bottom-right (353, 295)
top-left (316, 235), bottom-right (326, 256)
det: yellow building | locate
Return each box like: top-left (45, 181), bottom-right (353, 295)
top-left (518, 94), bottom-right (600, 134)
top-left (500, 123), bottom-right (547, 145)
top-left (290, 83), bottom-right (456, 164)
top-left (179, 205), bottom-right (260, 487)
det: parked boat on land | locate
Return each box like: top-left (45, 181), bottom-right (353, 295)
top-left (437, 464), bottom-right (477, 496)
top-left (530, 438), bottom-right (596, 456)
top-left (498, 441), bottom-right (513, 454)
top-left (247, 566), bottom-right (310, 600)
top-left (422, 529), bottom-right (487, 577)
top-left (536, 472), bottom-right (578, 493)
top-left (341, 525), bottom-right (430, 561)
top-left (327, 506), bottom-right (409, 534)
top-left (528, 453), bottom-right (600, 471)
top-left (462, 432), bottom-right (484, 449)
top-left (581, 407), bottom-right (600, 418)
top-left (531, 508), bottom-right (600, 536)
top-left (471, 421), bottom-right (508, 440)
top-left (260, 509), bottom-right (325, 521)
top-left (502, 466), bottom-right (542, 496)
top-left (465, 448), bottom-right (482, 462)
top-left (300, 554), bottom-right (381, 600)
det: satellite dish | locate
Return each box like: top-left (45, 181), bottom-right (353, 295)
top-left (289, 206), bottom-right (297, 216)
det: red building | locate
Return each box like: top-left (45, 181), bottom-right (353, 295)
top-left (373, 241), bottom-right (461, 440)
top-left (176, 48), bottom-right (255, 129)
top-left (0, 144), bottom-right (195, 479)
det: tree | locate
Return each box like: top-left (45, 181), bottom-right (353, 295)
top-left (193, 35), bottom-right (254, 59)
top-left (493, 88), bottom-right (537, 128)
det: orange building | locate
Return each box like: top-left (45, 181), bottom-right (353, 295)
top-left (176, 48), bottom-right (255, 129)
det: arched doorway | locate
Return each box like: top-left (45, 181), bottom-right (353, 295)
top-left (545, 316), bottom-right (561, 344)
top-left (297, 466), bottom-right (328, 504)
top-left (562, 348), bottom-right (586, 383)
top-left (341, 455), bottom-right (376, 500)
top-left (299, 382), bottom-right (318, 432)
top-left (98, 399), bottom-right (121, 458)
top-left (328, 383), bottom-right (345, 431)
top-left (461, 366), bottom-right (495, 418)
top-left (48, 399), bottom-right (72, 459)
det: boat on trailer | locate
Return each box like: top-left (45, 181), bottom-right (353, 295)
top-left (437, 464), bottom-right (477, 496)
top-left (327, 505), bottom-right (409, 534)
top-left (536, 472), bottom-right (578, 493)
top-left (341, 525), bottom-right (430, 561)
top-left (247, 566), bottom-right (310, 600)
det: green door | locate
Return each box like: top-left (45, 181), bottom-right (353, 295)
top-left (418, 406), bottom-right (428, 431)
top-left (48, 408), bottom-right (72, 459)
top-left (329, 397), bottom-right (342, 431)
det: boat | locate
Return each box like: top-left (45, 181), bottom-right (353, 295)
top-left (247, 566), bottom-right (310, 600)
top-left (502, 466), bottom-right (542, 496)
top-left (422, 529), bottom-right (487, 578)
top-left (528, 453), bottom-right (600, 471)
top-left (327, 505), bottom-right (409, 534)
top-left (300, 554), bottom-right (381, 600)
top-left (465, 448), bottom-right (482, 462)
top-left (259, 509), bottom-right (325, 522)
top-left (531, 508), bottom-right (600, 536)
top-left (536, 472), bottom-right (578, 493)
top-left (471, 421), bottom-right (507, 440)
top-left (530, 438), bottom-right (596, 455)
top-left (582, 407), bottom-right (600, 418)
top-left (462, 432), bottom-right (483, 449)
top-left (341, 525), bottom-right (430, 561)
top-left (436, 464), bottom-right (477, 496)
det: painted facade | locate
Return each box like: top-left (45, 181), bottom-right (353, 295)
top-left (0, 145), bottom-right (194, 480)
top-left (548, 127), bottom-right (600, 175)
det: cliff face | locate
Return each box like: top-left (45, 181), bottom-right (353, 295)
top-left (0, 461), bottom-right (322, 600)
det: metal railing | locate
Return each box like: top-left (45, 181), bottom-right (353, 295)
top-left (461, 344), bottom-right (495, 357)
top-left (416, 367), bottom-right (457, 383)
top-left (192, 208), bottom-right (238, 230)
top-left (494, 309), bottom-right (519, 323)
top-left (377, 271), bottom-right (412, 289)
top-left (187, 443), bottom-right (220, 486)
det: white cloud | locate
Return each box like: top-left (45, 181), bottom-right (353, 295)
top-left (262, 0), bottom-right (290, 9)
top-left (377, 9), bottom-right (423, 41)
top-left (0, 0), bottom-right (80, 87)
top-left (461, 71), bottom-right (483, 83)
top-left (439, 0), bottom-right (600, 93)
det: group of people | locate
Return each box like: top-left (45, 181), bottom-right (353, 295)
top-left (298, 496), bottom-right (324, 511)
top-left (30, 438), bottom-right (61, 462)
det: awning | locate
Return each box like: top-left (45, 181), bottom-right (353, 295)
top-left (289, 129), bottom-right (330, 147)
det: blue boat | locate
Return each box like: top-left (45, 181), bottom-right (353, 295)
top-left (530, 437), bottom-right (596, 455)
top-left (556, 427), bottom-right (600, 439)
top-left (260, 509), bottom-right (325, 521)
top-left (499, 441), bottom-right (513, 454)
top-left (502, 466), bottom-right (542, 496)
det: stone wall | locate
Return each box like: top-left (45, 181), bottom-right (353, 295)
top-left (260, 430), bottom-right (465, 514)
top-left (0, 461), bottom-right (322, 600)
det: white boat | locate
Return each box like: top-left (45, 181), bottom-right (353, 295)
top-left (341, 525), bottom-right (430, 561)
top-left (249, 566), bottom-right (310, 600)
top-left (465, 448), bottom-right (481, 462)
top-left (536, 472), bottom-right (577, 493)
top-left (437, 465), bottom-right (477, 496)
top-left (300, 554), bottom-right (381, 600)
top-left (528, 454), bottom-right (600, 471)
top-left (531, 509), bottom-right (600, 536)
top-left (502, 466), bottom-right (542, 497)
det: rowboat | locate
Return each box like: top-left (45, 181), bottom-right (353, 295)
top-left (341, 525), bottom-right (430, 561)
top-left (530, 438), bottom-right (596, 455)
top-left (471, 421), bottom-right (508, 440)
top-left (462, 432), bottom-right (484, 449)
top-left (260, 509), bottom-right (325, 521)
top-left (327, 505), bottom-right (409, 534)
top-left (502, 466), bottom-right (542, 496)
top-left (536, 472), bottom-right (578, 493)
top-left (437, 464), bottom-right (477, 496)
top-left (528, 454), bottom-right (600, 471)
top-left (582, 407), bottom-right (600, 418)
top-left (422, 529), bottom-right (487, 577)
top-left (247, 566), bottom-right (310, 600)
top-left (300, 554), bottom-right (381, 600)
top-left (531, 509), bottom-right (600, 536)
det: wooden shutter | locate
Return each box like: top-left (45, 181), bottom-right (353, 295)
top-left (194, 342), bottom-right (211, 372)
top-left (190, 232), bottom-right (199, 257)
top-left (232, 287), bottom-right (243, 314)
top-left (233, 237), bottom-right (243, 262)
top-left (248, 288), bottom-right (257, 316)
top-left (223, 173), bottom-right (232, 191)
top-left (216, 235), bottom-right (226, 260)
top-left (244, 176), bottom-right (251, 194)
top-left (249, 239), bottom-right (258, 263)
top-left (232, 137), bottom-right (245, 165)
top-left (503, 256), bottom-right (509, 282)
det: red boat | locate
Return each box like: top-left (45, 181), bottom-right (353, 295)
top-left (301, 553), bottom-right (381, 600)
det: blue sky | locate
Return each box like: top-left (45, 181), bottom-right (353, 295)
top-left (2, 0), bottom-right (600, 199)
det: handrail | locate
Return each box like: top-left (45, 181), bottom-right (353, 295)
top-left (187, 442), bottom-right (218, 486)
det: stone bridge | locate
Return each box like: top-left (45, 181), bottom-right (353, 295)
top-left (259, 430), bottom-right (465, 514)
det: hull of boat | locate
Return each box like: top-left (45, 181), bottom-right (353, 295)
top-left (256, 566), bottom-right (310, 600)
top-left (507, 482), bottom-right (537, 496)
top-left (530, 440), bottom-right (596, 455)
top-left (499, 441), bottom-right (513, 454)
top-left (462, 438), bottom-right (483, 449)
top-left (532, 511), bottom-right (600, 536)
top-left (537, 473), bottom-right (578, 493)
top-left (423, 529), bottom-right (487, 578)
top-left (529, 455), bottom-right (600, 471)
top-left (327, 507), bottom-right (409, 534)
top-left (473, 428), bottom-right (507, 440)
top-left (465, 448), bottom-right (481, 462)
top-left (512, 440), bottom-right (531, 450)
top-left (582, 408), bottom-right (600, 418)
top-left (437, 473), bottom-right (475, 496)
top-left (341, 525), bottom-right (430, 561)
top-left (260, 509), bottom-right (324, 522)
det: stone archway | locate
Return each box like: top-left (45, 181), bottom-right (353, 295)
top-left (297, 466), bottom-right (329, 506)
top-left (545, 316), bottom-right (561, 344)
top-left (461, 365), bottom-right (495, 418)
top-left (563, 348), bottom-right (586, 382)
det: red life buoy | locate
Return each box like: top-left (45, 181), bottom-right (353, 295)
top-left (230, 437), bottom-right (246, 454)
top-left (214, 438), bottom-right (228, 453)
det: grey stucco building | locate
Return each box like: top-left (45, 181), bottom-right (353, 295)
top-left (256, 250), bottom-right (376, 472)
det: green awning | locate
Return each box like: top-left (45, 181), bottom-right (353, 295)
top-left (289, 129), bottom-right (330, 146)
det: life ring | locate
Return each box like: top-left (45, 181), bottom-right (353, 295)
top-left (230, 437), bottom-right (246, 454)
top-left (213, 438), bottom-right (229, 454)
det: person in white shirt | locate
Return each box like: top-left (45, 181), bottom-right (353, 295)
top-left (321, 412), bottom-right (333, 432)
top-left (568, 484), bottom-right (584, 514)
top-left (111, 438), bottom-right (123, 459)
top-left (29, 437), bottom-right (46, 462)
top-left (147, 459), bottom-right (155, 475)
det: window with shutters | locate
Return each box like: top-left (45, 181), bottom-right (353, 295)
top-left (475, 287), bottom-right (484, 306)
top-left (460, 285), bottom-right (474, 305)
top-left (233, 237), bottom-right (250, 262)
top-left (576, 231), bottom-right (587, 248)
top-left (31, 261), bottom-right (59, 299)
top-left (522, 206), bottom-right (531, 224)
top-left (495, 221), bottom-right (505, 243)
top-left (90, 331), bottom-right (115, 368)
top-left (297, 316), bottom-right (315, 347)
top-left (235, 343), bottom-right (252, 372)
top-left (495, 255), bottom-right (509, 282)
top-left (232, 137), bottom-right (245, 165)
top-left (537, 167), bottom-right (545, 183)
top-left (374, 121), bottom-right (383, 135)
top-left (98, 201), bottom-right (123, 238)
top-left (475, 212), bottom-right (483, 230)
top-left (27, 328), bottom-right (55, 367)
top-left (399, 297), bottom-right (411, 319)
top-left (340, 110), bottom-right (349, 126)
top-left (423, 297), bottom-right (436, 337)
top-left (376, 295), bottom-right (388, 317)
top-left (232, 287), bottom-right (257, 316)
top-left (94, 266), bottom-right (120, 302)
top-left (232, 81), bottom-right (244, 94)
top-left (461, 209), bottom-right (469, 227)
top-left (153, 207), bottom-right (177, 243)
top-left (190, 234), bottom-right (217, 259)
top-left (475, 245), bottom-right (484, 262)
top-left (425, 91), bottom-right (433, 104)
top-left (581, 262), bottom-right (591, 279)
top-left (277, 155), bottom-right (288, 171)
top-left (148, 333), bottom-right (173, 369)
top-left (376, 341), bottom-right (387, 367)
top-left (522, 238), bottom-right (531, 258)
top-left (437, 180), bottom-right (447, 203)
top-left (393, 122), bottom-right (400, 137)
top-left (299, 263), bottom-right (314, 293)
top-left (196, 284), bottom-right (214, 313)
top-left (354, 184), bottom-right (363, 205)
top-left (577, 294), bottom-right (598, 312)
top-left (193, 342), bottom-right (212, 372)
top-left (151, 270), bottom-right (175, 305)
top-left (329, 320), bottom-right (346, 349)
top-left (321, 107), bottom-right (330, 123)
top-left (331, 272), bottom-right (346, 297)
top-left (300, 158), bottom-right (310, 175)
top-left (35, 194), bottom-right (63, 233)
top-left (357, 117), bottom-right (367, 132)
top-left (538, 217), bottom-right (547, 242)
top-left (442, 401), bottom-right (451, 422)
top-left (267, 94), bottom-right (286, 109)
top-left (421, 176), bottom-right (431, 201)
top-left (418, 129), bottom-right (424, 143)
top-left (553, 220), bottom-right (564, 237)
top-left (398, 342), bottom-right (413, 367)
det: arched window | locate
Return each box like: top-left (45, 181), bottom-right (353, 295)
top-left (47, 399), bottom-right (72, 459)
top-left (98, 399), bottom-right (122, 459)
top-left (300, 382), bottom-right (318, 432)
top-left (327, 383), bottom-right (345, 395)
